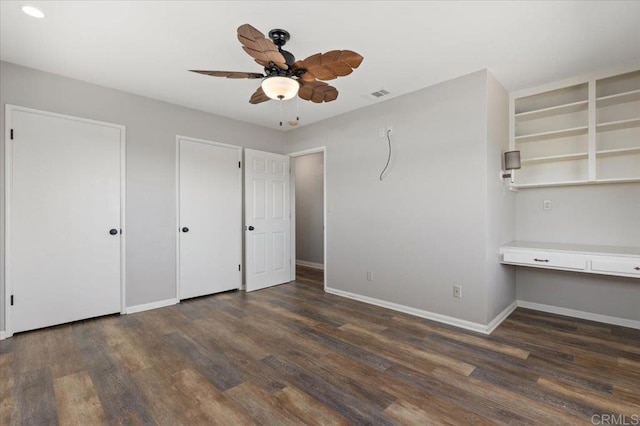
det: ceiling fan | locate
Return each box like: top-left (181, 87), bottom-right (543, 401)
top-left (189, 24), bottom-right (364, 105)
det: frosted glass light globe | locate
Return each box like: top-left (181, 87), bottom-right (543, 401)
top-left (261, 76), bottom-right (299, 100)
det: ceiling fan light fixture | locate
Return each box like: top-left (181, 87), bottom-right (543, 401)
top-left (261, 76), bottom-right (299, 101)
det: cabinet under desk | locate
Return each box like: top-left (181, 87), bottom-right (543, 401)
top-left (500, 241), bottom-right (640, 279)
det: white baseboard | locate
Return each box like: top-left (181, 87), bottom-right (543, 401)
top-left (125, 298), bottom-right (178, 314)
top-left (296, 260), bottom-right (324, 270)
top-left (516, 300), bottom-right (640, 330)
top-left (325, 287), bottom-right (514, 335)
top-left (487, 301), bottom-right (519, 334)
top-left (0, 331), bottom-right (7, 340)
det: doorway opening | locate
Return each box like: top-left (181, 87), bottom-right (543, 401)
top-left (290, 148), bottom-right (326, 289)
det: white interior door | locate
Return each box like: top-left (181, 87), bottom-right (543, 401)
top-left (244, 149), bottom-right (291, 291)
top-left (7, 106), bottom-right (123, 334)
top-left (178, 137), bottom-right (241, 299)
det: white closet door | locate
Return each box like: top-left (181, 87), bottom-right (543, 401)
top-left (178, 137), bottom-right (241, 299)
top-left (244, 149), bottom-right (291, 291)
top-left (8, 107), bottom-right (123, 334)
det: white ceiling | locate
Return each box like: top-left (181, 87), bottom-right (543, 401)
top-left (2, 1), bottom-right (639, 131)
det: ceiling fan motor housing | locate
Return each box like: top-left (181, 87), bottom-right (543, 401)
top-left (268, 29), bottom-right (290, 46)
top-left (268, 29), bottom-right (296, 68)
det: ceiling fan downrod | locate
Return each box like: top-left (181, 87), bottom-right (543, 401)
top-left (268, 28), bottom-right (296, 69)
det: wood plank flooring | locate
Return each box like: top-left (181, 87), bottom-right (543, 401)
top-left (1, 265), bottom-right (639, 425)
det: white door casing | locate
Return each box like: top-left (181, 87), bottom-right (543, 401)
top-left (177, 137), bottom-right (242, 300)
top-left (5, 105), bottom-right (125, 335)
top-left (244, 149), bottom-right (291, 291)
top-left (288, 147), bottom-right (327, 290)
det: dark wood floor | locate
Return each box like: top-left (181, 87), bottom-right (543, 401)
top-left (1, 266), bottom-right (639, 425)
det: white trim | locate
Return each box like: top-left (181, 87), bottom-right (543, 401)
top-left (175, 135), bottom-right (243, 301)
top-left (120, 120), bottom-right (127, 315)
top-left (516, 300), bottom-right (640, 330)
top-left (176, 135), bottom-right (245, 151)
top-left (125, 298), bottom-right (178, 314)
top-left (587, 80), bottom-right (597, 181)
top-left (323, 150), bottom-right (327, 292)
top-left (289, 160), bottom-right (296, 282)
top-left (288, 147), bottom-right (327, 157)
top-left (175, 137), bottom-right (180, 299)
top-left (325, 287), bottom-right (514, 335)
top-left (296, 260), bottom-right (324, 270)
top-left (0, 331), bottom-right (7, 341)
top-left (4, 107), bottom-right (13, 338)
top-left (486, 301), bottom-right (518, 334)
top-left (509, 63), bottom-right (640, 99)
top-left (288, 147), bottom-right (327, 291)
top-left (3, 104), bottom-right (126, 338)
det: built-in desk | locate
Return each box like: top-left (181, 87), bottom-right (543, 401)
top-left (500, 241), bottom-right (640, 279)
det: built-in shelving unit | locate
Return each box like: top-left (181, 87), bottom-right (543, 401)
top-left (510, 68), bottom-right (640, 188)
top-left (595, 70), bottom-right (640, 182)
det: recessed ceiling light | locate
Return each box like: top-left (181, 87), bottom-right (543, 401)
top-left (22, 5), bottom-right (45, 18)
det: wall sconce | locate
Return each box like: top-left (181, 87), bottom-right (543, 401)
top-left (501, 150), bottom-right (521, 183)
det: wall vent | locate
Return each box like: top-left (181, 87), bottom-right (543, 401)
top-left (371, 89), bottom-right (390, 97)
top-left (363, 89), bottom-right (392, 101)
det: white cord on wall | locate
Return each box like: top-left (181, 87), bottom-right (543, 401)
top-left (379, 129), bottom-right (392, 181)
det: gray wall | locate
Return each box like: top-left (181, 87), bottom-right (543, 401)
top-left (286, 70), bottom-right (514, 325)
top-left (485, 72), bottom-right (517, 323)
top-left (5, 58), bottom-right (632, 332)
top-left (0, 61), bottom-right (286, 330)
top-left (515, 183), bottom-right (640, 321)
top-left (294, 153), bottom-right (324, 265)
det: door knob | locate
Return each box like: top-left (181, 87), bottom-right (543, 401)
top-left (109, 229), bottom-right (118, 235)
top-left (248, 226), bottom-right (255, 231)
top-left (182, 227), bottom-right (189, 233)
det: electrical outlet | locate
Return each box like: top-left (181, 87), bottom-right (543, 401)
top-left (366, 271), bottom-right (373, 282)
top-left (453, 285), bottom-right (462, 298)
top-left (378, 127), bottom-right (385, 137)
top-left (543, 200), bottom-right (552, 211)
top-left (386, 125), bottom-right (393, 135)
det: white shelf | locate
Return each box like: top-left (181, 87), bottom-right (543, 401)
top-left (521, 152), bottom-right (588, 165)
top-left (596, 117), bottom-right (640, 132)
top-left (515, 125), bottom-right (588, 143)
top-left (511, 178), bottom-right (640, 189)
top-left (596, 147), bottom-right (640, 158)
top-left (511, 180), bottom-right (589, 189)
top-left (515, 100), bottom-right (588, 121)
top-left (596, 89), bottom-right (640, 107)
top-left (593, 177), bottom-right (640, 184)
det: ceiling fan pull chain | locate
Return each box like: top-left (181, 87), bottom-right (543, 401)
top-left (279, 99), bottom-right (283, 127)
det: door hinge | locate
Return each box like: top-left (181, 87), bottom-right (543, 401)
top-left (10, 129), bottom-right (14, 140)
top-left (238, 264), bottom-right (241, 271)
top-left (238, 161), bottom-right (241, 168)
top-left (10, 295), bottom-right (14, 306)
